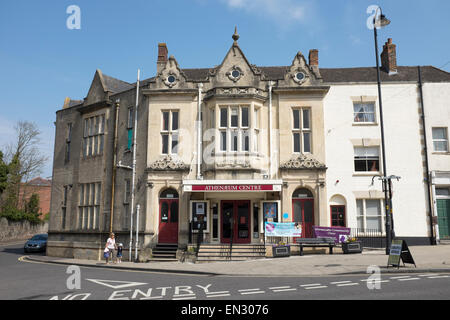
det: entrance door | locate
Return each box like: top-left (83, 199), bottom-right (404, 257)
top-left (158, 189), bottom-right (179, 244)
top-left (293, 199), bottom-right (314, 238)
top-left (221, 200), bottom-right (251, 243)
top-left (437, 199), bottom-right (450, 239)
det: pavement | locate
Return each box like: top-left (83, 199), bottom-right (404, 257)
top-left (22, 244), bottom-right (450, 277)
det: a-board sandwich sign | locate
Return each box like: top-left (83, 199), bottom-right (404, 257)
top-left (387, 239), bottom-right (416, 269)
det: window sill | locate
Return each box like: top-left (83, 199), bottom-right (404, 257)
top-left (214, 151), bottom-right (258, 156)
top-left (82, 154), bottom-right (104, 160)
top-left (432, 152), bottom-right (450, 155)
top-left (352, 172), bottom-right (381, 177)
top-left (352, 122), bottom-right (378, 126)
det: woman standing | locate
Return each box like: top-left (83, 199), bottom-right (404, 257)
top-left (105, 233), bottom-right (117, 264)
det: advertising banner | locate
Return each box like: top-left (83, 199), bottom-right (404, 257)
top-left (265, 222), bottom-right (302, 237)
top-left (312, 226), bottom-right (351, 244)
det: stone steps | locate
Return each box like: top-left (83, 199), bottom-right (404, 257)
top-left (151, 243), bottom-right (178, 261)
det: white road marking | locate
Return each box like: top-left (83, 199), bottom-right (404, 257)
top-left (269, 286), bottom-right (292, 290)
top-left (206, 291), bottom-right (230, 295)
top-left (397, 277), bottom-right (420, 281)
top-left (389, 276), bottom-right (412, 279)
top-left (336, 283), bottom-right (359, 287)
top-left (139, 296), bottom-right (163, 300)
top-left (360, 279), bottom-right (390, 283)
top-left (300, 283), bottom-right (322, 287)
top-left (86, 278), bottom-right (147, 289)
top-left (238, 289), bottom-right (266, 295)
top-left (206, 293), bottom-right (231, 298)
top-left (330, 281), bottom-right (352, 285)
top-left (238, 288), bottom-right (262, 292)
top-left (273, 288), bottom-right (297, 292)
top-left (304, 286), bottom-right (328, 290)
top-left (427, 275), bottom-right (449, 279)
top-left (172, 296), bottom-right (197, 300)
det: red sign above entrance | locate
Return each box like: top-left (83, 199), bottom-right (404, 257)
top-left (191, 184), bottom-right (274, 192)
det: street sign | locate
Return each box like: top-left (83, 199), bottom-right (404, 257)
top-left (387, 239), bottom-right (416, 269)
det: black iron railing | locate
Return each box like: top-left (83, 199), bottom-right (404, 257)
top-left (350, 228), bottom-right (385, 248)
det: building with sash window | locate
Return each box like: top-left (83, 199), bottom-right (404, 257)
top-left (47, 30), bottom-right (450, 260)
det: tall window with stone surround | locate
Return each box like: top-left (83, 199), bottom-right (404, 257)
top-left (292, 107), bottom-right (311, 154)
top-left (161, 110), bottom-right (179, 155)
top-left (78, 182), bottom-right (101, 230)
top-left (218, 105), bottom-right (251, 153)
top-left (83, 114), bottom-right (105, 157)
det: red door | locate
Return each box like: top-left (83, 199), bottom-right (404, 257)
top-left (293, 199), bottom-right (314, 238)
top-left (158, 199), bottom-right (179, 243)
top-left (221, 200), bottom-right (251, 244)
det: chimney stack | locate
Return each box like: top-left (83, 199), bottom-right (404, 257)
top-left (381, 38), bottom-right (397, 74)
top-left (157, 43), bottom-right (168, 74)
top-left (309, 49), bottom-right (319, 67)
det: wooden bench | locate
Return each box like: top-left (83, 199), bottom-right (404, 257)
top-left (295, 237), bottom-right (336, 256)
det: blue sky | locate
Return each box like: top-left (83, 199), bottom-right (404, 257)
top-left (1, 0), bottom-right (449, 178)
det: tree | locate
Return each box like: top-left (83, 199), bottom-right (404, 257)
top-left (1, 154), bottom-right (21, 212)
top-left (1, 121), bottom-right (48, 214)
top-left (25, 193), bottom-right (40, 216)
top-left (0, 151), bottom-right (8, 195)
top-left (5, 121), bottom-right (48, 183)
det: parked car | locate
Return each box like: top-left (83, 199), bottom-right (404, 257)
top-left (24, 234), bottom-right (48, 253)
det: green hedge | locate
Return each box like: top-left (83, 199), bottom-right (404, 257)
top-left (0, 208), bottom-right (42, 224)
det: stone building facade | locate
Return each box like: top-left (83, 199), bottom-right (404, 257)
top-left (47, 30), bottom-right (450, 260)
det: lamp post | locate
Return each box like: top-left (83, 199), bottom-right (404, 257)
top-left (373, 7), bottom-right (394, 254)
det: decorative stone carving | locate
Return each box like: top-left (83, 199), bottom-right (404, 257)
top-left (226, 65), bottom-right (244, 82)
top-left (216, 159), bottom-right (251, 169)
top-left (147, 155), bottom-right (190, 171)
top-left (158, 55), bottom-right (187, 89)
top-left (280, 155), bottom-right (327, 170)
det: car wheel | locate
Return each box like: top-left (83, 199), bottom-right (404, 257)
top-left (24, 249), bottom-right (28, 253)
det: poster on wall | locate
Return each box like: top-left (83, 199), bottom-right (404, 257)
top-left (196, 202), bottom-right (205, 215)
top-left (191, 201), bottom-right (209, 232)
top-left (263, 202), bottom-right (278, 222)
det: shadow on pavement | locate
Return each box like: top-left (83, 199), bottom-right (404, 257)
top-left (2, 246), bottom-right (46, 256)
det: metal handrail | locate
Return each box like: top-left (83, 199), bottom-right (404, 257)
top-left (228, 218), bottom-right (234, 260)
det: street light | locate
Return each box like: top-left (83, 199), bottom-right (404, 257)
top-left (372, 7), bottom-right (394, 254)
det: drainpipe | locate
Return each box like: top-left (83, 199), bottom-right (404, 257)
top-left (418, 66), bottom-right (436, 245)
top-left (129, 69), bottom-right (140, 261)
top-left (197, 83), bottom-right (203, 180)
top-left (109, 99), bottom-right (120, 233)
top-left (268, 82), bottom-right (273, 178)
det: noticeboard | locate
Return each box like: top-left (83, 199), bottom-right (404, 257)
top-left (387, 239), bottom-right (416, 269)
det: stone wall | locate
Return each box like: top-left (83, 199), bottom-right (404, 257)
top-left (0, 217), bottom-right (48, 242)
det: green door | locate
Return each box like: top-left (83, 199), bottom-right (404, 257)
top-left (437, 199), bottom-right (450, 239)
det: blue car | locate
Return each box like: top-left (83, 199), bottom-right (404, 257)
top-left (24, 234), bottom-right (48, 253)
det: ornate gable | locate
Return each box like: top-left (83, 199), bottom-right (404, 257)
top-left (147, 155), bottom-right (190, 172)
top-left (155, 55), bottom-right (189, 89)
top-left (280, 155), bottom-right (327, 170)
top-left (278, 52), bottom-right (323, 87)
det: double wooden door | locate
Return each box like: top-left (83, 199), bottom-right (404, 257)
top-left (221, 200), bottom-right (251, 244)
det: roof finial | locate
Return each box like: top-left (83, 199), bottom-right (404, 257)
top-left (232, 26), bottom-right (240, 44)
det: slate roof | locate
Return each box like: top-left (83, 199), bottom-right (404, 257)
top-left (102, 74), bottom-right (134, 93)
top-left (133, 65), bottom-right (450, 84)
top-left (83, 65), bottom-right (450, 99)
top-left (319, 66), bottom-right (450, 83)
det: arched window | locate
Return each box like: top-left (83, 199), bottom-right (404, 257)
top-left (160, 188), bottom-right (179, 199)
top-left (292, 188), bottom-right (313, 199)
